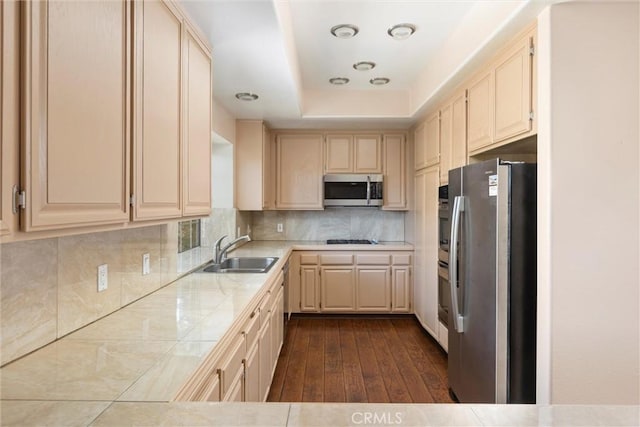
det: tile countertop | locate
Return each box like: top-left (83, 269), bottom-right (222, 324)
top-left (8, 240), bottom-right (634, 426)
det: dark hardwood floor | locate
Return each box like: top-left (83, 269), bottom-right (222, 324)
top-left (267, 315), bottom-right (454, 403)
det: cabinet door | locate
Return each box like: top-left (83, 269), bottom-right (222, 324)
top-left (494, 35), bottom-right (532, 142)
top-left (182, 24), bottom-right (211, 216)
top-left (244, 342), bottom-right (260, 402)
top-left (356, 267), bottom-right (390, 311)
top-left (223, 368), bottom-right (244, 402)
top-left (391, 266), bottom-right (411, 313)
top-left (425, 112), bottom-right (440, 167)
top-left (413, 166), bottom-right (439, 337)
top-left (382, 134), bottom-right (406, 210)
top-left (354, 135), bottom-right (382, 173)
top-left (300, 265), bottom-right (320, 312)
top-left (262, 124), bottom-right (273, 209)
top-left (258, 318), bottom-right (272, 401)
top-left (325, 135), bottom-right (353, 173)
top-left (439, 104), bottom-right (452, 184)
top-left (320, 267), bottom-right (356, 312)
top-left (451, 91), bottom-right (467, 171)
top-left (414, 121), bottom-right (427, 170)
top-left (1, 0), bottom-right (19, 237)
top-left (276, 134), bottom-right (323, 209)
top-left (236, 120), bottom-right (270, 210)
top-left (467, 70), bottom-right (494, 152)
top-left (132, 0), bottom-right (182, 220)
top-left (22, 0), bottom-right (131, 231)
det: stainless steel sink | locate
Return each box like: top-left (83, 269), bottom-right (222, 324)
top-left (199, 257), bottom-right (279, 273)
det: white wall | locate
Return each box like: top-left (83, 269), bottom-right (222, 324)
top-left (537, 2), bottom-right (639, 404)
top-left (212, 97), bottom-right (236, 144)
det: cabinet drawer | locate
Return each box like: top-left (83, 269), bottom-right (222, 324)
top-left (392, 254), bottom-right (412, 265)
top-left (319, 254), bottom-right (353, 265)
top-left (300, 254), bottom-right (319, 265)
top-left (356, 254), bottom-right (391, 265)
top-left (220, 334), bottom-right (245, 397)
top-left (243, 308), bottom-right (260, 351)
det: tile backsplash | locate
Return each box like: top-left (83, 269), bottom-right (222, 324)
top-left (251, 209), bottom-right (405, 241)
top-left (0, 207), bottom-right (402, 366)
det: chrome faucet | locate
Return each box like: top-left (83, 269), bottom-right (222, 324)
top-left (214, 234), bottom-right (251, 264)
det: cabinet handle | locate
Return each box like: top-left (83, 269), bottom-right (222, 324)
top-left (250, 310), bottom-right (257, 319)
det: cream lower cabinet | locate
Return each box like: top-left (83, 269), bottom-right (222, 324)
top-left (294, 251), bottom-right (412, 313)
top-left (356, 267), bottom-right (391, 311)
top-left (175, 270), bottom-right (285, 403)
top-left (320, 267), bottom-right (356, 312)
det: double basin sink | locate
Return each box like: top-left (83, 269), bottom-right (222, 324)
top-left (199, 257), bottom-right (279, 274)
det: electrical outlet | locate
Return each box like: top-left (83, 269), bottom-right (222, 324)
top-left (97, 264), bottom-right (108, 292)
top-left (237, 226), bottom-right (241, 237)
top-left (142, 253), bottom-right (150, 275)
top-left (277, 223), bottom-right (283, 233)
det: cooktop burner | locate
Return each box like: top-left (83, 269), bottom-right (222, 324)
top-left (326, 239), bottom-right (372, 245)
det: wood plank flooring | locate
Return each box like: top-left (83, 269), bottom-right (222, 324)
top-left (267, 315), bottom-right (454, 403)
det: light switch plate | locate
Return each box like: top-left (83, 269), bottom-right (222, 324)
top-left (142, 253), bottom-right (150, 275)
top-left (97, 264), bottom-right (108, 292)
top-left (277, 223), bottom-right (283, 233)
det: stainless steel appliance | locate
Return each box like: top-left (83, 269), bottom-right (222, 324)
top-left (437, 185), bottom-right (450, 326)
top-left (448, 159), bottom-right (536, 404)
top-left (324, 174), bottom-right (383, 207)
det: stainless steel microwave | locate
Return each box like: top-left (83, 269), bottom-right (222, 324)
top-left (323, 174), bottom-right (383, 207)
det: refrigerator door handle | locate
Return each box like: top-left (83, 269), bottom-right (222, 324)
top-left (449, 195), bottom-right (465, 333)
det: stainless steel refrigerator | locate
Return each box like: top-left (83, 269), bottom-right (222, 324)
top-left (448, 159), bottom-right (536, 404)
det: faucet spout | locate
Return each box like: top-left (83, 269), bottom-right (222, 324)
top-left (216, 234), bottom-right (251, 263)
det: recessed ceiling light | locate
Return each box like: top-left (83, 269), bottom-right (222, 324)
top-left (369, 77), bottom-right (390, 86)
top-left (353, 61), bottom-right (376, 71)
top-left (329, 77), bottom-right (350, 85)
top-left (387, 23), bottom-right (416, 40)
top-left (330, 24), bottom-right (359, 39)
top-left (235, 92), bottom-right (259, 101)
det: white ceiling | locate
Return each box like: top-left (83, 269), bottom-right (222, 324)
top-left (181, 0), bottom-right (551, 130)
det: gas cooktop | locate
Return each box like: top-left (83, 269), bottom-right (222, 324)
top-left (326, 239), bottom-right (373, 245)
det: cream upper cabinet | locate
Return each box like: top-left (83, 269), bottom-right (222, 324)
top-left (356, 267), bottom-right (391, 311)
top-left (415, 113), bottom-right (443, 170)
top-left (414, 120), bottom-right (429, 170)
top-left (354, 135), bottom-right (382, 173)
top-left (439, 104), bottom-right (452, 184)
top-left (320, 267), bottom-right (356, 312)
top-left (325, 135), bottom-right (353, 173)
top-left (494, 34), bottom-right (533, 142)
top-left (382, 134), bottom-right (407, 210)
top-left (182, 23), bottom-right (212, 217)
top-left (451, 91), bottom-right (467, 171)
top-left (1, 0), bottom-right (19, 238)
top-left (425, 112), bottom-right (440, 167)
top-left (467, 70), bottom-right (494, 153)
top-left (236, 120), bottom-right (273, 210)
top-left (22, 0), bottom-right (131, 231)
top-left (324, 134), bottom-right (381, 174)
top-left (276, 134), bottom-right (323, 210)
top-left (132, 0), bottom-right (182, 221)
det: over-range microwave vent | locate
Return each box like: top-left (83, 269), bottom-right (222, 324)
top-left (323, 174), bottom-right (383, 208)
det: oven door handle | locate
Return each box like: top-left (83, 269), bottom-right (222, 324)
top-left (449, 195), bottom-right (465, 333)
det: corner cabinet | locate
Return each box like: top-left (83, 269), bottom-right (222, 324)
top-left (275, 134), bottom-right (323, 210)
top-left (414, 113), bottom-right (439, 170)
top-left (182, 22), bottom-right (212, 217)
top-left (21, 0), bottom-right (132, 231)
